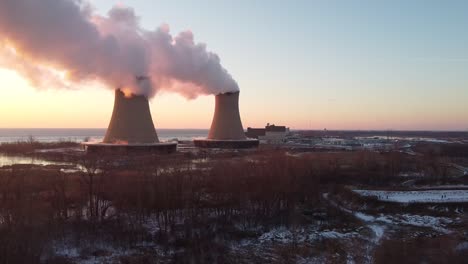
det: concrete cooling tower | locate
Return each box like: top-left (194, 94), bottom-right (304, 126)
top-left (83, 88), bottom-right (177, 154)
top-left (103, 89), bottom-right (159, 144)
top-left (194, 92), bottom-right (259, 148)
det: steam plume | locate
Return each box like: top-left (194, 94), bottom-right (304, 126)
top-left (0, 0), bottom-right (239, 98)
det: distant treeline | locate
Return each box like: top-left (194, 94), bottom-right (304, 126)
top-left (297, 130), bottom-right (468, 139)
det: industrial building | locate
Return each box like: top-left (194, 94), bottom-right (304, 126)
top-left (246, 124), bottom-right (289, 144)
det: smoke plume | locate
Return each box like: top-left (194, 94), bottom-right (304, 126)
top-left (0, 0), bottom-right (239, 98)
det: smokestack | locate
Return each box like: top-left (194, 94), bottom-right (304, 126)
top-left (208, 92), bottom-right (246, 140)
top-left (103, 89), bottom-right (159, 144)
top-left (194, 91), bottom-right (258, 148)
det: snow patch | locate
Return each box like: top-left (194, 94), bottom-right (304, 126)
top-left (369, 225), bottom-right (385, 243)
top-left (353, 189), bottom-right (468, 203)
top-left (354, 212), bottom-right (375, 222)
top-left (258, 226), bottom-right (358, 244)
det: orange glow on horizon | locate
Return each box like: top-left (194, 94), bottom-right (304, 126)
top-left (0, 69), bottom-right (467, 131)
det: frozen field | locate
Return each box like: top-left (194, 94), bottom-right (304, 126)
top-left (353, 189), bottom-right (468, 203)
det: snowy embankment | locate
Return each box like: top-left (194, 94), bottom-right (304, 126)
top-left (256, 226), bottom-right (360, 244)
top-left (323, 193), bottom-right (456, 234)
top-left (353, 190), bottom-right (468, 203)
top-left (50, 241), bottom-right (138, 264)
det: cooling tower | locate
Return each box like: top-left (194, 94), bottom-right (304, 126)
top-left (194, 91), bottom-right (259, 148)
top-left (83, 88), bottom-right (177, 154)
top-left (103, 89), bottom-right (159, 144)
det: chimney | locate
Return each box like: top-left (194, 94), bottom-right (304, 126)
top-left (207, 91), bottom-right (246, 140)
top-left (103, 89), bottom-right (159, 144)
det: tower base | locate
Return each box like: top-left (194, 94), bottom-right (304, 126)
top-left (193, 139), bottom-right (259, 149)
top-left (82, 142), bottom-right (177, 155)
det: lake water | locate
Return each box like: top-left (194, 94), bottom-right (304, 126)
top-left (0, 154), bottom-right (72, 167)
top-left (0, 128), bottom-right (208, 143)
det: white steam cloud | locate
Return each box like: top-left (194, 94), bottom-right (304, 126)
top-left (0, 0), bottom-right (239, 98)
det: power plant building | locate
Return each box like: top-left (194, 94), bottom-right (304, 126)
top-left (246, 124), bottom-right (289, 144)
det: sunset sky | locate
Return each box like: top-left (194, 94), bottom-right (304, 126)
top-left (0, 0), bottom-right (467, 130)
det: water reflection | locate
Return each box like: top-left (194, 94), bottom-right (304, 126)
top-left (0, 154), bottom-right (70, 167)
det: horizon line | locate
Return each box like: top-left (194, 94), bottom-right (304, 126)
top-left (0, 128), bottom-right (467, 133)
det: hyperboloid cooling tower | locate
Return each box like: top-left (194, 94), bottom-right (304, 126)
top-left (83, 89), bottom-right (177, 154)
top-left (103, 89), bottom-right (159, 144)
top-left (194, 91), bottom-right (259, 148)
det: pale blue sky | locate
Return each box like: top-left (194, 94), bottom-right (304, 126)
top-left (93, 0), bottom-right (468, 130)
top-left (1, 0), bottom-right (467, 130)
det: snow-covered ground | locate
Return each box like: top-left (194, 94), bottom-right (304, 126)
top-left (398, 171), bottom-right (425, 177)
top-left (324, 193), bottom-right (459, 236)
top-left (257, 226), bottom-right (360, 244)
top-left (351, 211), bottom-right (453, 233)
top-left (353, 189), bottom-right (468, 203)
top-left (50, 241), bottom-right (136, 264)
top-left (415, 185), bottom-right (468, 189)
